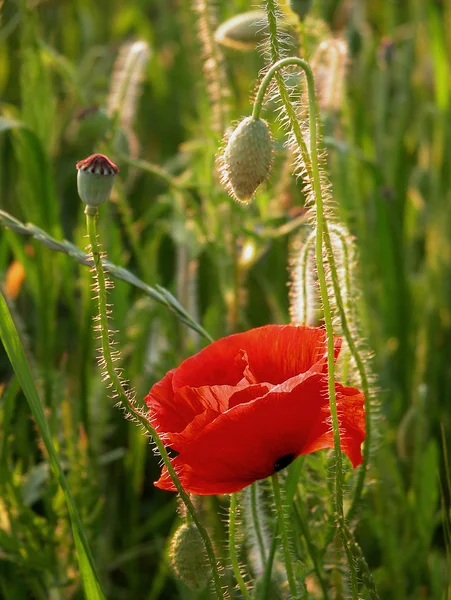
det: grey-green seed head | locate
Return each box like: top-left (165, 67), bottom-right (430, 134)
top-left (220, 117), bottom-right (273, 204)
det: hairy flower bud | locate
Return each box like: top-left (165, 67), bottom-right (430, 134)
top-left (219, 117), bottom-right (273, 204)
top-left (215, 11), bottom-right (297, 52)
top-left (288, 0), bottom-right (313, 21)
top-left (76, 153), bottom-right (119, 206)
top-left (169, 523), bottom-right (211, 591)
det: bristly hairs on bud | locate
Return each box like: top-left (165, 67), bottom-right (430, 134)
top-left (218, 116), bottom-right (274, 204)
top-left (192, 0), bottom-right (230, 135)
top-left (214, 10), bottom-right (269, 52)
top-left (214, 10), bottom-right (297, 53)
top-left (169, 522), bottom-right (212, 591)
top-left (107, 40), bottom-right (151, 158)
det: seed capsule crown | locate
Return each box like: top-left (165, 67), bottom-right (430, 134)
top-left (76, 153), bottom-right (119, 206)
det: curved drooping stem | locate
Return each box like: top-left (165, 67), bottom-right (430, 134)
top-left (254, 53), bottom-right (345, 522)
top-left (253, 53), bottom-right (372, 521)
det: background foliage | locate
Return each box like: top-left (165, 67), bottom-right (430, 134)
top-left (0, 0), bottom-right (450, 598)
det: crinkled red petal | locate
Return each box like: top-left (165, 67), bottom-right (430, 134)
top-left (171, 325), bottom-right (341, 391)
top-left (154, 374), bottom-right (365, 495)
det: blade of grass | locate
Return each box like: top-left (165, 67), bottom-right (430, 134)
top-left (0, 290), bottom-right (105, 600)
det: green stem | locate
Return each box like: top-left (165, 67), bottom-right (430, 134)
top-left (255, 54), bottom-right (346, 524)
top-left (271, 473), bottom-right (297, 598)
top-left (293, 501), bottom-right (329, 600)
top-left (250, 483), bottom-right (267, 569)
top-left (260, 522), bottom-right (278, 600)
top-left (84, 206), bottom-right (225, 600)
top-left (229, 494), bottom-right (251, 600)
top-left (252, 53), bottom-right (371, 520)
top-left (253, 51), bottom-right (361, 594)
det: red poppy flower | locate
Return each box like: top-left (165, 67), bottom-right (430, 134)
top-left (145, 325), bottom-right (366, 495)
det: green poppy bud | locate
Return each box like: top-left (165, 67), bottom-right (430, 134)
top-left (219, 117), bottom-right (273, 204)
top-left (76, 154), bottom-right (119, 207)
top-left (169, 523), bottom-right (211, 591)
top-left (215, 10), bottom-right (297, 51)
top-left (288, 0), bottom-right (313, 21)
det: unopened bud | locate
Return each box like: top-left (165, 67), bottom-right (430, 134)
top-left (215, 11), bottom-right (296, 51)
top-left (288, 0), bottom-right (313, 21)
top-left (76, 154), bottom-right (119, 206)
top-left (219, 117), bottom-right (273, 204)
top-left (169, 523), bottom-right (211, 591)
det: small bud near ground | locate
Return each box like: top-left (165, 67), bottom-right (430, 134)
top-left (76, 153), bottom-right (119, 207)
top-left (219, 116), bottom-right (273, 204)
top-left (169, 523), bottom-right (211, 591)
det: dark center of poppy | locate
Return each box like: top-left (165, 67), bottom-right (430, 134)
top-left (273, 453), bottom-right (296, 472)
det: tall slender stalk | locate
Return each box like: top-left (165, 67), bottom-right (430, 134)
top-left (271, 473), bottom-right (298, 598)
top-left (84, 205), bottom-right (225, 600)
top-left (253, 46), bottom-right (372, 519)
top-left (229, 493), bottom-right (251, 600)
top-left (253, 52), bottom-right (359, 596)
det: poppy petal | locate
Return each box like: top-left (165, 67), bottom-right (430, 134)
top-left (144, 370), bottom-right (190, 434)
top-left (154, 374), bottom-right (365, 495)
top-left (169, 382), bottom-right (274, 449)
top-left (171, 325), bottom-right (341, 390)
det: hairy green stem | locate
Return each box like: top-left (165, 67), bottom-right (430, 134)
top-left (229, 494), bottom-right (251, 600)
top-left (259, 521), bottom-right (278, 600)
top-left (250, 483), bottom-right (267, 569)
top-left (293, 501), bottom-right (330, 600)
top-left (84, 206), bottom-right (225, 600)
top-left (253, 52), bottom-right (371, 520)
top-left (271, 473), bottom-right (297, 598)
top-left (254, 52), bottom-right (346, 530)
top-left (253, 50), bottom-right (361, 594)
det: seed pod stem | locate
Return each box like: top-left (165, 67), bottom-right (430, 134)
top-left (80, 165), bottom-right (226, 600)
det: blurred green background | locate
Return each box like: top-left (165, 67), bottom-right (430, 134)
top-left (0, 0), bottom-right (450, 598)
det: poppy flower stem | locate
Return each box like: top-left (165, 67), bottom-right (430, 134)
top-left (229, 493), bottom-right (251, 600)
top-left (255, 4), bottom-right (366, 592)
top-left (254, 46), bottom-right (372, 522)
top-left (250, 483), bottom-right (267, 568)
top-left (253, 53), bottom-right (346, 519)
top-left (271, 473), bottom-right (298, 598)
top-left (84, 207), bottom-right (226, 600)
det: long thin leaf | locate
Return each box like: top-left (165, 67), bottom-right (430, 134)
top-left (0, 290), bottom-right (105, 600)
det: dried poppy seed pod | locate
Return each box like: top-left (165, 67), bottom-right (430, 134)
top-left (220, 116), bottom-right (273, 204)
top-left (169, 523), bottom-right (211, 591)
top-left (76, 153), bottom-right (119, 206)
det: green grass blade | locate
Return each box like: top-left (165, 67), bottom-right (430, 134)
top-left (0, 290), bottom-right (105, 600)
